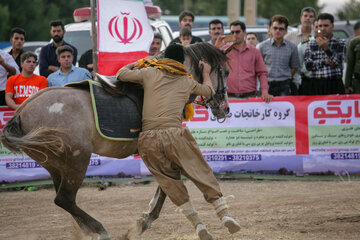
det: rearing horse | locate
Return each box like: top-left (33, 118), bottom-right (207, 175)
top-left (0, 43), bottom-right (229, 240)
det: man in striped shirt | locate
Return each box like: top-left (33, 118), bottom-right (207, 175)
top-left (304, 13), bottom-right (346, 95)
top-left (257, 15), bottom-right (300, 96)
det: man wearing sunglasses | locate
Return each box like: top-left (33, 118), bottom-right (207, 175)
top-left (258, 15), bottom-right (300, 96)
top-left (216, 20), bottom-right (273, 102)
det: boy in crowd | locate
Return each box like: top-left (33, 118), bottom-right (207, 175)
top-left (5, 52), bottom-right (47, 110)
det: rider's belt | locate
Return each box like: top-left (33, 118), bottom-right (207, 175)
top-left (228, 91), bottom-right (256, 98)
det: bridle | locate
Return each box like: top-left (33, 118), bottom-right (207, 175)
top-left (194, 64), bottom-right (229, 122)
top-left (184, 44), bottom-right (229, 121)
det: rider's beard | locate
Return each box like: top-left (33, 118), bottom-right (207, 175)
top-left (53, 35), bottom-right (63, 43)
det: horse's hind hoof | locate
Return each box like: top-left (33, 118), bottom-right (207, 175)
top-left (196, 224), bottom-right (213, 240)
top-left (222, 216), bottom-right (241, 234)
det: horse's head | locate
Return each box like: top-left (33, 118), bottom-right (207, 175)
top-left (183, 43), bottom-right (230, 120)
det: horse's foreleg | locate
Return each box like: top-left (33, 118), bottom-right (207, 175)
top-left (139, 186), bottom-right (167, 232)
top-left (54, 159), bottom-right (110, 240)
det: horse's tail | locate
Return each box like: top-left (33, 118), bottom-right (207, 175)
top-left (0, 115), bottom-right (69, 158)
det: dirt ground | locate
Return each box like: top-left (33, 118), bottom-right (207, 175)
top-left (1, 180), bottom-right (360, 240)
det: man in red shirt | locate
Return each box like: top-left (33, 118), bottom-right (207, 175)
top-left (5, 51), bottom-right (48, 109)
top-left (216, 21), bottom-right (273, 102)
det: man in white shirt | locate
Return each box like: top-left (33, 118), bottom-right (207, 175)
top-left (0, 51), bottom-right (20, 105)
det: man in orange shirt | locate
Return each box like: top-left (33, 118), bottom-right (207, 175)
top-left (5, 51), bottom-right (48, 109)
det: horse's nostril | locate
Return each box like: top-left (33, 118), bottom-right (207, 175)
top-left (225, 107), bottom-right (230, 114)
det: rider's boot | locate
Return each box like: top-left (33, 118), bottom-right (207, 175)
top-left (211, 197), bottom-right (241, 234)
top-left (179, 201), bottom-right (213, 240)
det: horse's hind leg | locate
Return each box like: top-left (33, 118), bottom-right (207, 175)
top-left (54, 155), bottom-right (110, 240)
top-left (139, 186), bottom-right (167, 232)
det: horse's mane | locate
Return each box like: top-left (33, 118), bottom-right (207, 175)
top-left (156, 43), bottom-right (228, 81)
top-left (184, 42), bottom-right (229, 79)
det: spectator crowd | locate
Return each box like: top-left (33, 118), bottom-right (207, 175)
top-left (1, 6), bottom-right (360, 110)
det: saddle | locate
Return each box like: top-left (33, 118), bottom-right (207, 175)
top-left (66, 79), bottom-right (143, 140)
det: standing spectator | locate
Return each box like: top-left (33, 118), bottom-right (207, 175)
top-left (0, 51), bottom-right (19, 105)
top-left (344, 35), bottom-right (360, 94)
top-left (245, 32), bottom-right (259, 47)
top-left (148, 33), bottom-right (162, 56)
top-left (353, 21), bottom-right (360, 37)
top-left (257, 15), bottom-right (300, 96)
top-left (304, 13), bottom-right (347, 95)
top-left (8, 27), bottom-right (26, 72)
top-left (208, 19), bottom-right (224, 45)
top-left (217, 21), bottom-right (272, 102)
top-left (285, 7), bottom-right (316, 92)
top-left (79, 48), bottom-right (94, 78)
top-left (39, 20), bottom-right (78, 78)
top-left (179, 28), bottom-right (193, 46)
top-left (47, 46), bottom-right (91, 87)
top-left (169, 11), bottom-right (202, 45)
top-left (5, 52), bottom-right (47, 110)
top-left (297, 20), bottom-right (319, 95)
top-left (285, 7), bottom-right (316, 46)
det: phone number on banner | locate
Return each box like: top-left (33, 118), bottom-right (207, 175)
top-left (6, 161), bottom-right (42, 169)
top-left (204, 154), bottom-right (261, 161)
top-left (331, 152), bottom-right (360, 160)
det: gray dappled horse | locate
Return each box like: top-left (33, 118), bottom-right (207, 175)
top-left (0, 43), bottom-right (229, 240)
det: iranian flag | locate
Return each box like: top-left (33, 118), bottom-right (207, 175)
top-left (97, 0), bottom-right (153, 76)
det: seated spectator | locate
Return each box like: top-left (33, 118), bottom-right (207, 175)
top-left (79, 48), bottom-right (94, 78)
top-left (179, 28), bottom-right (192, 46)
top-left (245, 32), bottom-right (259, 47)
top-left (48, 45), bottom-right (91, 87)
top-left (5, 51), bottom-right (47, 110)
top-left (148, 33), bottom-right (162, 56)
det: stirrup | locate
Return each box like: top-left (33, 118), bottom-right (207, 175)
top-left (196, 224), bottom-right (213, 240)
top-left (221, 216), bottom-right (241, 234)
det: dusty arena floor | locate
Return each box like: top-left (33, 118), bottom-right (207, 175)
top-left (1, 180), bottom-right (360, 240)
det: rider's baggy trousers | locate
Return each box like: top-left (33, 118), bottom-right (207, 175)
top-left (138, 127), bottom-right (223, 206)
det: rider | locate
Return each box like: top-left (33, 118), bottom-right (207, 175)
top-left (116, 44), bottom-right (240, 239)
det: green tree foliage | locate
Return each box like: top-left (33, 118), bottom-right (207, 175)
top-left (153, 0), bottom-right (227, 16)
top-left (0, 4), bottom-right (11, 40)
top-left (1, 0), bottom-right (323, 41)
top-left (257, 0), bottom-right (321, 26)
top-left (336, 0), bottom-right (360, 20)
top-left (0, 0), bottom-right (89, 41)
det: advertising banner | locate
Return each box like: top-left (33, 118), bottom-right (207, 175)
top-left (1, 95), bottom-right (360, 182)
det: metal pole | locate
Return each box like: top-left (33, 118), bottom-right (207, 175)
top-left (184, 0), bottom-right (189, 11)
top-left (244, 0), bottom-right (257, 26)
top-left (90, 0), bottom-right (98, 74)
top-left (227, 0), bottom-right (240, 26)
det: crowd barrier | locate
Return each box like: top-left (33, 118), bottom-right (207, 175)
top-left (1, 94), bottom-right (360, 182)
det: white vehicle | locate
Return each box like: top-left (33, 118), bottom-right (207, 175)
top-left (65, 6), bottom-right (174, 61)
top-left (174, 26), bottom-right (296, 44)
top-left (2, 41), bottom-right (48, 58)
